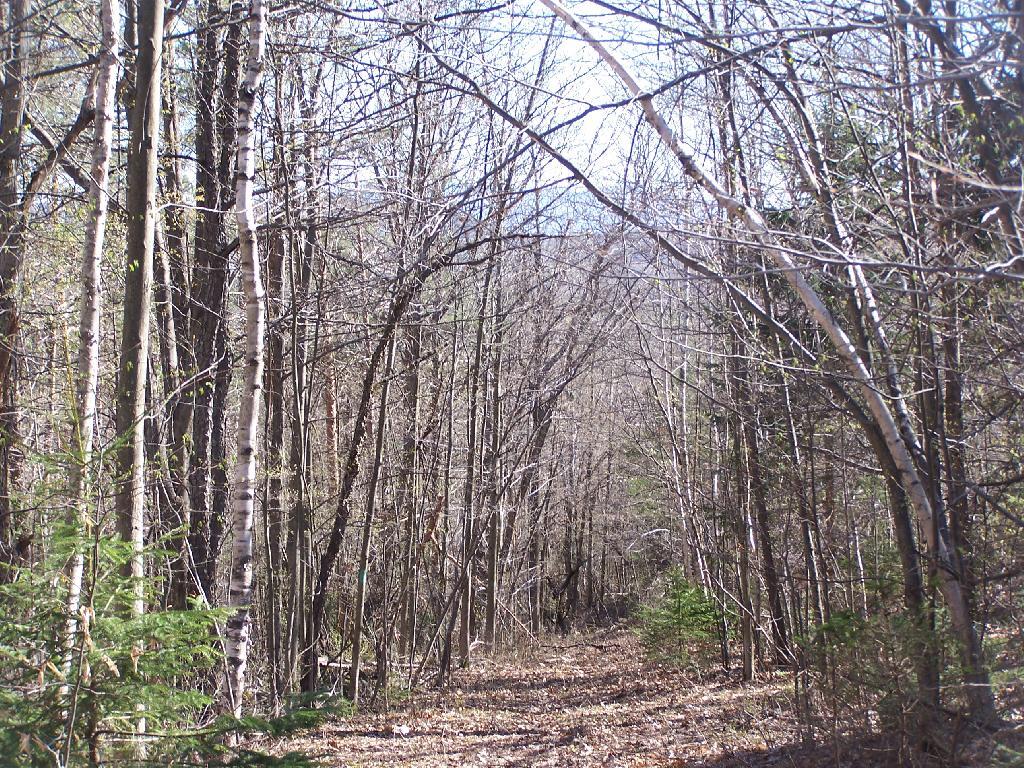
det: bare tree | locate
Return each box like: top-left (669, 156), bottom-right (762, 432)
top-left (62, 0), bottom-right (120, 696)
top-left (224, 0), bottom-right (267, 719)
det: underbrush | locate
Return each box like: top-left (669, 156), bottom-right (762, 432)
top-left (0, 523), bottom-right (356, 767)
top-left (634, 567), bottom-right (720, 671)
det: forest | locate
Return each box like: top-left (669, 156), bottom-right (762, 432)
top-left (0, 0), bottom-right (1021, 765)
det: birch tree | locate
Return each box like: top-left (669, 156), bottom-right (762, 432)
top-left (62, 0), bottom-right (119, 691)
top-left (224, 0), bottom-right (267, 719)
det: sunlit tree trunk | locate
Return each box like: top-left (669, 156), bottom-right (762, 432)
top-left (113, 0), bottom-right (164, 745)
top-left (62, 0), bottom-right (119, 697)
top-left (224, 0), bottom-right (267, 719)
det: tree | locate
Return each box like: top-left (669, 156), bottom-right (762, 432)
top-left (113, 0), bottom-right (165, 741)
top-left (62, 0), bottom-right (119, 696)
top-left (222, 0), bottom-right (267, 720)
top-left (0, 1), bottom-right (1020, 761)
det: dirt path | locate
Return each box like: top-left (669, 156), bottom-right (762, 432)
top-left (272, 629), bottom-right (811, 767)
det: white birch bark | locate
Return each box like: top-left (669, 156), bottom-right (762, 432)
top-left (62, 0), bottom-right (119, 697)
top-left (225, 0), bottom-right (267, 719)
top-left (535, 0), bottom-right (993, 719)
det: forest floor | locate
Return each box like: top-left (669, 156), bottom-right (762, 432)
top-left (267, 628), bottom-right (1021, 767)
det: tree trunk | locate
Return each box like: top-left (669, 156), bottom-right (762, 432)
top-left (460, 263), bottom-right (494, 666)
top-left (169, 0), bottom-right (243, 607)
top-left (62, 0), bottom-right (119, 694)
top-left (113, 0), bottom-right (164, 745)
top-left (740, 381), bottom-right (790, 665)
top-left (262, 225), bottom-right (287, 710)
top-left (484, 306), bottom-right (502, 649)
top-left (302, 278), bottom-right (425, 692)
top-left (349, 337), bottom-right (396, 703)
top-left (0, 0), bottom-right (27, 574)
top-left (397, 312), bottom-right (423, 659)
top-left (224, 0), bottom-right (267, 719)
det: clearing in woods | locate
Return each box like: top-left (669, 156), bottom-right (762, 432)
top-left (266, 629), bottom-right (953, 767)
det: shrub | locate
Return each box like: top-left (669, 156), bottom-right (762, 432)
top-left (635, 567), bottom-right (719, 666)
top-left (0, 525), bottom-right (225, 766)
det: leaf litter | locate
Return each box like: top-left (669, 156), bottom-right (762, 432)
top-left (266, 629), bottom-right (1010, 766)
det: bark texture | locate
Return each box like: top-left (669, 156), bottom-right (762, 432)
top-left (63, 0), bottom-right (120, 688)
top-left (225, 0), bottom-right (267, 719)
